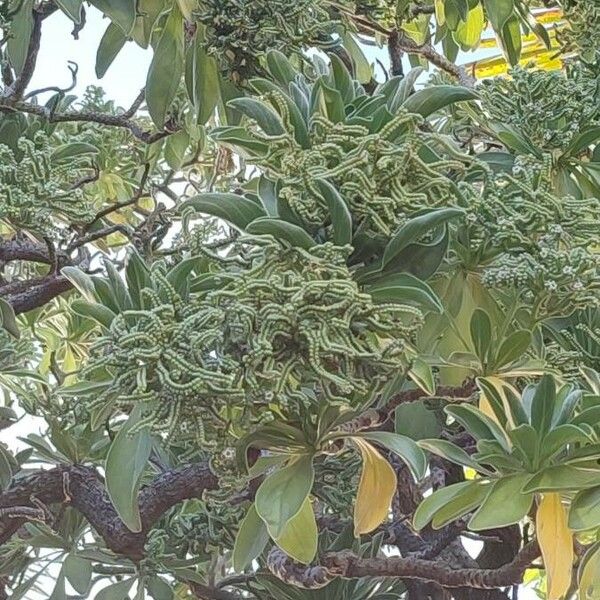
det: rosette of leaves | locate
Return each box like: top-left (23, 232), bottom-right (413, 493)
top-left (232, 401), bottom-right (426, 569)
top-left (210, 52), bottom-right (477, 240)
top-left (415, 374), bottom-right (600, 599)
top-left (63, 238), bottom-right (422, 446)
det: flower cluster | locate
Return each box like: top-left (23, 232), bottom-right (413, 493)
top-left (559, 0), bottom-right (600, 63)
top-left (0, 133), bottom-right (95, 234)
top-left (478, 66), bottom-right (600, 153)
top-left (197, 0), bottom-right (337, 81)
top-left (81, 239), bottom-right (421, 446)
top-left (464, 161), bottom-right (600, 315)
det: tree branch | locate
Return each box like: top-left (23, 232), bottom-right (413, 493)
top-left (0, 100), bottom-right (178, 143)
top-left (323, 542), bottom-right (539, 588)
top-left (1, 275), bottom-right (73, 314)
top-left (0, 463), bottom-right (218, 561)
top-left (266, 542), bottom-right (539, 590)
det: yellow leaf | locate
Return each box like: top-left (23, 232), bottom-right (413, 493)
top-left (402, 13), bottom-right (431, 45)
top-left (137, 196), bottom-right (155, 211)
top-left (434, 0), bottom-right (445, 26)
top-left (273, 497), bottom-right (318, 565)
top-left (537, 493), bottom-right (574, 600)
top-left (454, 4), bottom-right (485, 50)
top-left (353, 438), bottom-right (397, 536)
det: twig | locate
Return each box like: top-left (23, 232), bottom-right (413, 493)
top-left (82, 163), bottom-right (151, 231)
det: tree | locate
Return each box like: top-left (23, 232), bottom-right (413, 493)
top-left (0, 0), bottom-right (599, 598)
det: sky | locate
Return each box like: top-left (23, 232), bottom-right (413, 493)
top-left (3, 6), bottom-right (541, 600)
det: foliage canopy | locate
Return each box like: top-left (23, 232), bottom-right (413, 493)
top-left (1, 1), bottom-right (600, 599)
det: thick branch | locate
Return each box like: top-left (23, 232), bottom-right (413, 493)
top-left (323, 542), bottom-right (539, 588)
top-left (267, 542), bottom-right (539, 590)
top-left (0, 239), bottom-right (69, 267)
top-left (0, 463), bottom-right (218, 560)
top-left (1, 275), bottom-right (72, 314)
top-left (0, 100), bottom-right (177, 143)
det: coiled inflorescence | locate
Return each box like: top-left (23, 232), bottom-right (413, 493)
top-left (82, 239), bottom-right (421, 446)
top-left (256, 112), bottom-right (476, 238)
top-left (197, 0), bottom-right (337, 80)
top-left (478, 66), bottom-right (600, 154)
top-left (0, 133), bottom-right (94, 233)
top-left (559, 0), bottom-right (600, 62)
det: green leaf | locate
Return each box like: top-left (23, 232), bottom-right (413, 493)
top-left (181, 193), bottom-right (266, 229)
top-left (431, 480), bottom-right (490, 529)
top-left (579, 542), bottom-right (600, 600)
top-left (146, 7), bottom-right (184, 128)
top-left (408, 357), bottom-right (436, 396)
top-left (367, 273), bottom-right (443, 313)
top-left (125, 248), bottom-right (152, 309)
top-left (89, 0), bottom-right (136, 35)
top-left (246, 218), bottom-right (316, 250)
top-left (382, 208), bottom-right (463, 268)
top-left (402, 86), bottom-right (478, 118)
top-left (105, 407), bottom-right (152, 532)
top-left (233, 504), bottom-right (270, 572)
top-left (569, 486), bottom-right (600, 531)
top-left (340, 31), bottom-right (372, 83)
top-left (228, 98), bottom-right (285, 136)
top-left (64, 554), bottom-right (91, 595)
top-left (499, 15), bottom-right (523, 66)
top-left (523, 465), bottom-right (600, 493)
top-left (470, 309), bottom-right (492, 364)
top-left (0, 298), bottom-right (19, 339)
top-left (483, 0), bottom-right (514, 32)
top-left (60, 266), bottom-right (96, 301)
top-left (187, 27), bottom-right (220, 125)
top-left (469, 474), bottom-right (533, 530)
top-left (7, 0), bottom-right (34, 76)
top-left (71, 300), bottom-right (116, 330)
top-left (55, 0), bottom-right (83, 22)
top-left (50, 142), bottom-right (99, 163)
top-left (531, 375), bottom-right (557, 437)
top-left (493, 330), bottom-right (532, 369)
top-left (265, 50), bottom-right (297, 88)
top-left (95, 578), bottom-right (135, 600)
top-left (453, 3), bottom-right (485, 50)
top-left (146, 577), bottom-right (173, 600)
top-left (255, 455), bottom-right (315, 538)
top-left (250, 79), bottom-right (310, 148)
top-left (395, 400), bottom-right (442, 441)
top-left (354, 431), bottom-right (427, 480)
top-left (0, 446), bottom-right (13, 491)
top-left (313, 179), bottom-right (352, 245)
top-left (565, 126), bottom-right (600, 158)
top-left (272, 497), bottom-right (318, 565)
top-left (419, 439), bottom-right (485, 472)
top-left (164, 130), bottom-right (190, 171)
top-left (413, 481), bottom-right (475, 530)
top-left (445, 404), bottom-right (509, 449)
